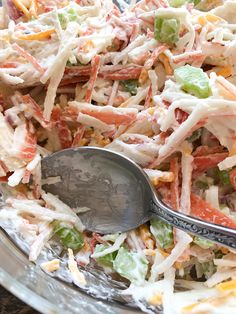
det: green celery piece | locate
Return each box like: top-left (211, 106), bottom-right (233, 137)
top-left (212, 168), bottom-right (231, 186)
top-left (53, 222), bottom-right (84, 251)
top-left (174, 65), bottom-right (212, 98)
top-left (218, 170), bottom-right (230, 186)
top-left (58, 13), bottom-right (67, 30)
top-left (214, 250), bottom-right (224, 259)
top-left (154, 17), bottom-right (180, 44)
top-left (194, 236), bottom-right (214, 249)
top-left (102, 234), bottom-right (119, 242)
top-left (113, 247), bottom-right (148, 285)
top-left (67, 8), bottom-right (78, 22)
top-left (201, 261), bottom-right (216, 279)
top-left (195, 0), bottom-right (220, 11)
top-left (150, 218), bottom-right (174, 250)
top-left (58, 9), bottom-right (78, 30)
top-left (94, 244), bottom-right (117, 267)
top-left (195, 180), bottom-right (209, 190)
top-left (121, 80), bottom-right (138, 95)
top-left (169, 0), bottom-right (201, 7)
top-left (169, 0), bottom-right (188, 7)
top-left (187, 128), bottom-right (202, 143)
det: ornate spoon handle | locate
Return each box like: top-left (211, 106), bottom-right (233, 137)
top-left (151, 197), bottom-right (236, 249)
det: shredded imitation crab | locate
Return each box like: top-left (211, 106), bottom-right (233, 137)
top-left (2, 0), bottom-right (236, 313)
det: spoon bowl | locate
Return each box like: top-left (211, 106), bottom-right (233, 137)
top-left (42, 147), bottom-right (153, 234)
top-left (42, 147), bottom-right (236, 249)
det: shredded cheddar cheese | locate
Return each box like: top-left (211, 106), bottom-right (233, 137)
top-left (139, 68), bottom-right (149, 85)
top-left (159, 53), bottom-right (173, 76)
top-left (139, 225), bottom-right (155, 250)
top-left (198, 14), bottom-right (224, 27)
top-left (148, 293), bottom-right (163, 306)
top-left (18, 29), bottom-right (56, 41)
top-left (41, 259), bottom-right (60, 272)
top-left (216, 280), bottom-right (236, 292)
top-left (12, 0), bottom-right (30, 18)
top-left (216, 67), bottom-right (232, 78)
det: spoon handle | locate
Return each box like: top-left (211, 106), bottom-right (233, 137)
top-left (151, 197), bottom-right (236, 249)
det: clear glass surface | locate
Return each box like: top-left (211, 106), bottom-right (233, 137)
top-left (0, 229), bottom-right (141, 314)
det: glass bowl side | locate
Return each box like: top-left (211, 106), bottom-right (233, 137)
top-left (0, 230), bottom-right (140, 314)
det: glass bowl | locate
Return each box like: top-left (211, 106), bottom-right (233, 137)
top-left (0, 229), bottom-right (142, 314)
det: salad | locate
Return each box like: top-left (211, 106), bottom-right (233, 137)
top-left (1, 0), bottom-right (236, 313)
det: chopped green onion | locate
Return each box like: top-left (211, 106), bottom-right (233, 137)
top-left (53, 222), bottom-right (84, 251)
top-left (154, 17), bottom-right (180, 45)
top-left (150, 218), bottom-right (174, 250)
top-left (94, 244), bottom-right (117, 267)
top-left (113, 247), bottom-right (148, 285)
top-left (174, 65), bottom-right (212, 98)
top-left (187, 128), bottom-right (202, 143)
top-left (194, 236), bottom-right (214, 249)
top-left (121, 80), bottom-right (138, 95)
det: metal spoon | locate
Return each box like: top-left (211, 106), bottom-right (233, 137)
top-left (42, 147), bottom-right (236, 249)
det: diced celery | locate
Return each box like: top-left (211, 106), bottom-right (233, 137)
top-left (113, 247), bottom-right (148, 285)
top-left (194, 236), bottom-right (214, 249)
top-left (214, 250), bottom-right (224, 259)
top-left (58, 13), bottom-right (67, 30)
top-left (196, 0), bottom-right (220, 11)
top-left (53, 222), bottom-right (84, 251)
top-left (218, 170), bottom-right (230, 186)
top-left (201, 261), bottom-right (216, 279)
top-left (67, 8), bottom-right (78, 21)
top-left (154, 17), bottom-right (180, 44)
top-left (150, 218), bottom-right (174, 250)
top-left (169, 0), bottom-right (188, 7)
top-left (58, 9), bottom-right (78, 30)
top-left (194, 174), bottom-right (214, 190)
top-left (94, 244), bottom-right (117, 267)
top-left (121, 80), bottom-right (138, 95)
top-left (212, 168), bottom-right (231, 186)
top-left (169, 0), bottom-right (201, 6)
top-left (102, 233), bottom-right (119, 242)
top-left (187, 128), bottom-right (202, 143)
top-left (195, 180), bottom-right (209, 190)
top-left (174, 65), bottom-right (211, 98)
